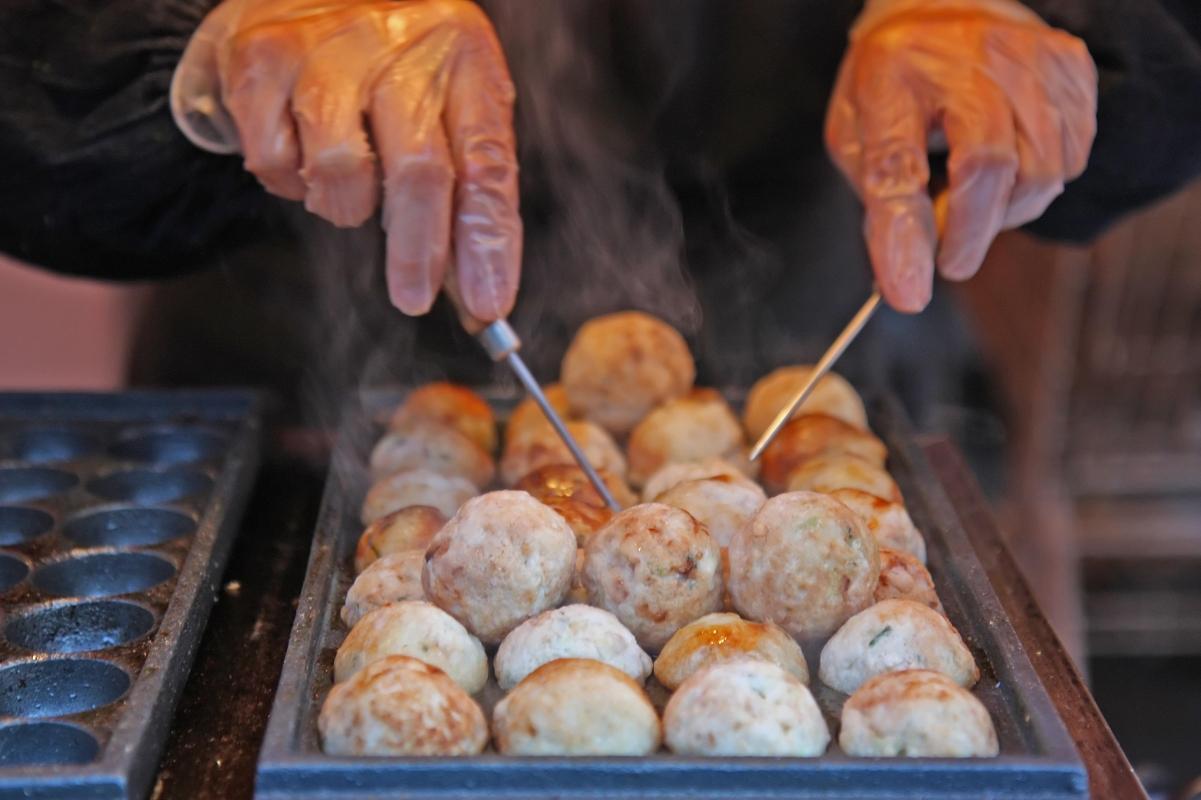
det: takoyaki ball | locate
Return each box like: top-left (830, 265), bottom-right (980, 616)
top-left (653, 612), bottom-right (808, 690)
top-left (499, 420), bottom-right (627, 487)
top-left (663, 660), bottom-right (829, 757)
top-left (369, 426), bottom-right (495, 487)
top-left (640, 457), bottom-right (755, 503)
top-left (786, 452), bottom-right (903, 503)
top-left (319, 655), bottom-right (487, 756)
top-left (515, 464), bottom-right (634, 542)
top-left (653, 476), bottom-right (766, 549)
top-left (333, 601), bottom-right (488, 694)
top-left (494, 604), bottom-right (652, 690)
top-left (505, 384), bottom-right (573, 444)
top-left (353, 505), bottom-right (447, 573)
top-left (582, 503), bottom-right (723, 652)
top-left (515, 463), bottom-right (637, 509)
top-left (626, 389), bottom-right (745, 487)
top-left (360, 469), bottom-right (477, 524)
top-left (875, 548), bottom-right (944, 615)
top-left (818, 599), bottom-right (979, 695)
top-left (423, 491), bottom-right (576, 644)
top-left (388, 381), bottom-right (497, 454)
top-left (492, 659), bottom-right (661, 756)
top-left (840, 669), bottom-right (998, 758)
top-left (341, 551), bottom-right (426, 627)
top-left (728, 491), bottom-right (880, 641)
top-left (829, 488), bottom-right (927, 563)
top-left (743, 366), bottom-right (868, 440)
top-left (759, 414), bottom-right (887, 494)
top-left (561, 311), bottom-right (696, 436)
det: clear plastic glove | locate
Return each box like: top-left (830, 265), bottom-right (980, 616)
top-left (171, 0), bottom-right (521, 321)
top-left (825, 0), bottom-right (1098, 312)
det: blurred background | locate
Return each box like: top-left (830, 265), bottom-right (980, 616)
top-left (3, 176), bottom-right (1198, 798)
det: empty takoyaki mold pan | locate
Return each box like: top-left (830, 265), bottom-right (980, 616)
top-left (0, 391), bottom-right (262, 800)
top-left (256, 391), bottom-right (1087, 800)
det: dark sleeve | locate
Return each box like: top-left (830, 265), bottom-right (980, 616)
top-left (0, 0), bottom-right (273, 281)
top-left (1019, 0), bottom-right (1201, 242)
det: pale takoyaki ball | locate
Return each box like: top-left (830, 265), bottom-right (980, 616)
top-left (319, 655), bottom-right (487, 756)
top-left (495, 604), bottom-right (652, 690)
top-left (743, 366), bottom-right (868, 440)
top-left (640, 457), bottom-right (756, 503)
top-left (499, 420), bottom-right (627, 487)
top-left (561, 311), bottom-right (696, 436)
top-left (369, 426), bottom-right (495, 487)
top-left (582, 503), bottom-right (723, 652)
top-left (728, 491), bottom-right (880, 641)
top-left (653, 476), bottom-right (766, 549)
top-left (876, 548), bottom-right (944, 615)
top-left (663, 660), bottom-right (829, 756)
top-left (423, 491), bottom-right (576, 644)
top-left (786, 452), bottom-right (903, 503)
top-left (341, 551), bottom-right (426, 627)
top-left (654, 612), bottom-right (808, 690)
top-left (840, 670), bottom-right (998, 758)
top-left (492, 659), bottom-right (661, 756)
top-left (829, 488), bottom-right (926, 564)
top-left (333, 600), bottom-right (488, 693)
top-left (759, 414), bottom-right (888, 494)
top-left (515, 463), bottom-right (637, 510)
top-left (819, 599), bottom-right (980, 695)
top-left (626, 389), bottom-right (745, 487)
top-left (353, 505), bottom-right (447, 573)
top-left (360, 469), bottom-right (477, 524)
top-left (388, 381), bottom-right (497, 454)
top-left (505, 384), bottom-right (573, 444)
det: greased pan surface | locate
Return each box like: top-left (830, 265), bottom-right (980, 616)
top-left (257, 391), bottom-right (1087, 799)
top-left (0, 391), bottom-right (262, 800)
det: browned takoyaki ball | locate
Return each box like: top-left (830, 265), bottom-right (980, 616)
top-left (422, 491), bottom-right (577, 644)
top-left (561, 312), bottom-right (695, 436)
top-left (743, 366), bottom-right (868, 440)
top-left (785, 452), bottom-right (903, 503)
top-left (828, 488), bottom-right (926, 563)
top-left (759, 414), bottom-right (887, 494)
top-left (515, 463), bottom-right (637, 509)
top-left (499, 420), bottom-right (627, 487)
top-left (625, 389), bottom-right (745, 488)
top-left (388, 382), bottom-right (497, 454)
top-left (582, 503), bottom-right (723, 652)
top-left (728, 491), bottom-right (880, 641)
top-left (505, 384), bottom-right (573, 444)
top-left (875, 548), bottom-right (944, 615)
top-left (354, 505), bottom-right (447, 574)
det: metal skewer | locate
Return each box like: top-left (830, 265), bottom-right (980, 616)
top-left (748, 289), bottom-right (883, 461)
top-left (476, 320), bottom-right (622, 512)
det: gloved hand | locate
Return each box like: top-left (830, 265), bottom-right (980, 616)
top-left (171, 0), bottom-right (521, 321)
top-left (825, 0), bottom-right (1098, 312)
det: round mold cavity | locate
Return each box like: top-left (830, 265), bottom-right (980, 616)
top-left (5, 600), bottom-right (156, 654)
top-left (0, 506), bottom-right (53, 546)
top-left (0, 553), bottom-right (29, 593)
top-left (64, 507), bottom-right (196, 548)
top-left (0, 467), bottom-right (77, 504)
top-left (110, 427), bottom-right (227, 466)
top-left (34, 552), bottom-right (175, 598)
top-left (0, 658), bottom-right (129, 718)
top-left (87, 468), bottom-right (212, 505)
top-left (0, 722), bottom-right (99, 766)
top-left (11, 428), bottom-right (101, 465)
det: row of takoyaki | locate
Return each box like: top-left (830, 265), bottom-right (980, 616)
top-left (319, 311), bottom-right (998, 760)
